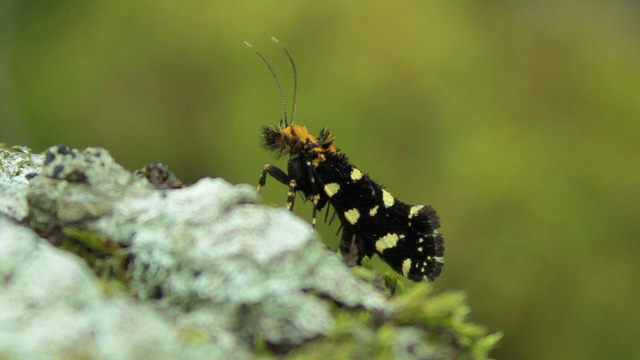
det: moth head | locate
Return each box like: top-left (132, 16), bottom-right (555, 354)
top-left (262, 124), bottom-right (314, 158)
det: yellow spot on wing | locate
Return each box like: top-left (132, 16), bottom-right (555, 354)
top-left (324, 183), bottom-right (340, 197)
top-left (369, 205), bottom-right (379, 216)
top-left (382, 190), bottom-right (395, 208)
top-left (344, 208), bottom-right (360, 225)
top-left (375, 233), bottom-right (400, 253)
top-left (402, 259), bottom-right (412, 277)
top-left (409, 205), bottom-right (424, 218)
top-left (350, 168), bottom-right (364, 181)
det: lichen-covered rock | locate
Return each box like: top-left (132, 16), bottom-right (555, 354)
top-left (0, 145), bottom-right (43, 221)
top-left (94, 176), bottom-right (390, 347)
top-left (0, 145), bottom-right (43, 184)
top-left (26, 145), bottom-right (153, 236)
top-left (0, 217), bottom-right (193, 360)
top-left (0, 144), bottom-right (500, 359)
top-left (0, 145), bottom-right (390, 358)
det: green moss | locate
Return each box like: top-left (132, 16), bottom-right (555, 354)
top-left (393, 284), bottom-right (502, 359)
top-left (382, 272), bottom-right (407, 296)
top-left (290, 283), bottom-right (501, 360)
top-left (61, 227), bottom-right (131, 292)
top-left (350, 257), bottom-right (407, 297)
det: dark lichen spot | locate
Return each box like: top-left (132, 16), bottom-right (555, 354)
top-left (57, 144), bottom-right (74, 156)
top-left (52, 165), bottom-right (65, 178)
top-left (44, 151), bottom-right (56, 165)
top-left (149, 285), bottom-right (164, 300)
top-left (135, 163), bottom-right (184, 189)
top-left (66, 170), bottom-right (87, 182)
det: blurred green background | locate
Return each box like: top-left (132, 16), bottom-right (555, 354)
top-left (2, 1), bottom-right (639, 359)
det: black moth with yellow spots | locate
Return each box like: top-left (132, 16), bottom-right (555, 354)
top-left (248, 39), bottom-right (444, 281)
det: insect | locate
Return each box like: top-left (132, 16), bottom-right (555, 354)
top-left (247, 39), bottom-right (444, 281)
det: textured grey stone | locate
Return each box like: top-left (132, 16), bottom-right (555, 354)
top-left (0, 144), bottom-right (392, 358)
top-left (26, 146), bottom-right (152, 235)
top-left (0, 217), bottom-right (186, 360)
top-left (0, 145), bottom-right (43, 221)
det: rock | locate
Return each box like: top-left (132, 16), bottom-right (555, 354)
top-left (0, 144), bottom-right (391, 359)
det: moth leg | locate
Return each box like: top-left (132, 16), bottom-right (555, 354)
top-left (258, 164), bottom-right (298, 211)
top-left (286, 179), bottom-right (297, 211)
top-left (324, 204), bottom-right (333, 224)
top-left (339, 227), bottom-right (359, 267)
top-left (310, 194), bottom-right (321, 227)
top-left (302, 160), bottom-right (323, 228)
top-left (257, 164), bottom-right (288, 193)
top-left (303, 160), bottom-right (321, 194)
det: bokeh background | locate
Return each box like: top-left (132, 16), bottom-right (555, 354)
top-left (2, 1), bottom-right (639, 359)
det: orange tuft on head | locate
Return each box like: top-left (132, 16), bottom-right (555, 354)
top-left (262, 124), bottom-right (337, 158)
top-left (282, 125), bottom-right (314, 144)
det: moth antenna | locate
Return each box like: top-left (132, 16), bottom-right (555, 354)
top-left (245, 41), bottom-right (289, 127)
top-left (271, 37), bottom-right (298, 125)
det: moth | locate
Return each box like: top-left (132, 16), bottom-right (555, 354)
top-left (248, 39), bottom-right (444, 281)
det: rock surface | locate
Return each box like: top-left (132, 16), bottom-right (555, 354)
top-left (0, 144), bottom-right (391, 359)
top-left (1, 144), bottom-right (501, 360)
